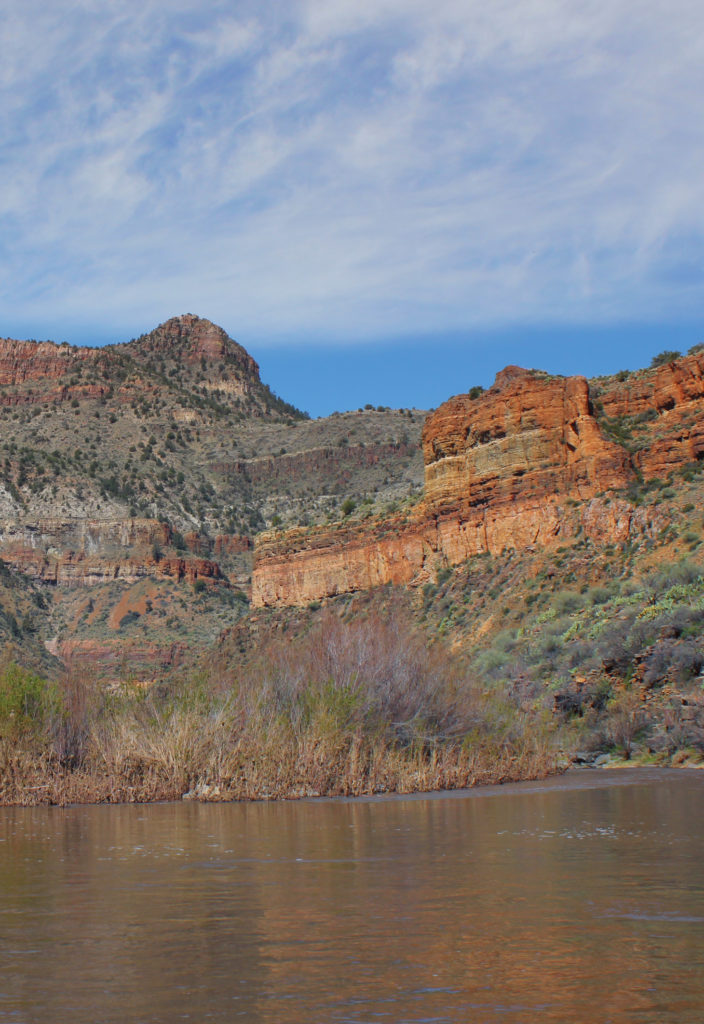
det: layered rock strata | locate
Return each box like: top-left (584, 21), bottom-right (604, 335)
top-left (595, 351), bottom-right (704, 479)
top-left (0, 518), bottom-right (230, 586)
top-left (252, 365), bottom-right (676, 607)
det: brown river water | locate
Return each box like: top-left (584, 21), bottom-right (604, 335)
top-left (0, 768), bottom-right (703, 1023)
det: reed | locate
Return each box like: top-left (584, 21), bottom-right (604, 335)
top-left (0, 611), bottom-right (563, 806)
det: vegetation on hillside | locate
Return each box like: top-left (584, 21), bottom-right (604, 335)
top-left (0, 609), bottom-right (559, 804)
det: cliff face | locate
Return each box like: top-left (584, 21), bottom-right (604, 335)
top-left (251, 364), bottom-right (681, 607)
top-left (595, 351), bottom-right (704, 479)
top-left (0, 517), bottom-right (234, 585)
top-left (422, 368), bottom-right (631, 509)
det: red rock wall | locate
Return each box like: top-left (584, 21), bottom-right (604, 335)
top-left (251, 366), bottom-right (663, 607)
top-left (596, 352), bottom-right (704, 478)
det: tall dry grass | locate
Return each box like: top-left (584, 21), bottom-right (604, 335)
top-left (0, 609), bottom-right (563, 805)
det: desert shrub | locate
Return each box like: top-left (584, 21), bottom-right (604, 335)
top-left (650, 350), bottom-right (681, 367)
top-left (565, 641), bottom-right (598, 670)
top-left (553, 590), bottom-right (584, 615)
top-left (643, 640), bottom-right (704, 689)
top-left (604, 690), bottom-right (646, 758)
top-left (646, 559), bottom-right (702, 594)
top-left (240, 609), bottom-right (473, 744)
top-left (118, 610), bottom-right (140, 630)
top-left (541, 615), bottom-right (573, 639)
top-left (598, 617), bottom-right (644, 673)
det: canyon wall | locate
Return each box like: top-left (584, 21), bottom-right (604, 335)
top-left (0, 517), bottom-right (246, 586)
top-left (252, 362), bottom-right (694, 607)
top-left (595, 351), bottom-right (704, 478)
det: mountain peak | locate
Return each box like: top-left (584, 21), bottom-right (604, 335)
top-left (129, 314), bottom-right (258, 372)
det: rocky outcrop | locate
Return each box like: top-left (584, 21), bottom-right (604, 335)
top-left (253, 517), bottom-right (431, 607)
top-left (126, 314), bottom-right (262, 394)
top-left (251, 366), bottom-right (664, 607)
top-left (0, 517), bottom-right (222, 586)
top-left (595, 351), bottom-right (704, 479)
top-left (211, 441), bottom-right (417, 491)
top-left (58, 637), bottom-right (189, 676)
top-left (0, 517), bottom-right (172, 555)
top-left (0, 337), bottom-right (93, 387)
top-left (423, 367), bottom-right (631, 509)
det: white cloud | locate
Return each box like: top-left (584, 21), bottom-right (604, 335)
top-left (1, 0), bottom-right (704, 343)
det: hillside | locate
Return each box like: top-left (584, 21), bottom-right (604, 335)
top-left (0, 314), bottom-right (424, 675)
top-left (227, 347), bottom-right (704, 769)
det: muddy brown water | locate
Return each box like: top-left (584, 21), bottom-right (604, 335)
top-left (0, 768), bottom-right (703, 1023)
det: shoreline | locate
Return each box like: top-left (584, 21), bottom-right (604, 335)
top-left (0, 746), bottom-right (561, 807)
top-left (1, 757), bottom-right (700, 810)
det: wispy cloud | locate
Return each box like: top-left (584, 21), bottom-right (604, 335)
top-left (1, 0), bottom-right (703, 344)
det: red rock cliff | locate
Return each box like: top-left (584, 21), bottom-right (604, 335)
top-left (251, 366), bottom-right (662, 607)
top-left (595, 351), bottom-right (704, 478)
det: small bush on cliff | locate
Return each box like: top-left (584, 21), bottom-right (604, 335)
top-left (650, 350), bottom-right (681, 367)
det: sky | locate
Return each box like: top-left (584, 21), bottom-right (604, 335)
top-left (2, 0), bottom-right (704, 416)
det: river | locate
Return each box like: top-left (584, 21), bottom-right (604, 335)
top-left (0, 768), bottom-right (702, 1023)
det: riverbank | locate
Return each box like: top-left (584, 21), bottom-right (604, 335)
top-left (2, 601), bottom-right (700, 806)
top-left (0, 736), bottom-right (562, 807)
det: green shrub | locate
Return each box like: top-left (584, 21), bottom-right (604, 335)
top-left (0, 663), bottom-right (62, 741)
top-left (553, 590), bottom-right (584, 615)
top-left (650, 350), bottom-right (681, 368)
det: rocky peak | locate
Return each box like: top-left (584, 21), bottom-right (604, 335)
top-left (128, 314), bottom-right (261, 381)
top-left (492, 365), bottom-right (534, 390)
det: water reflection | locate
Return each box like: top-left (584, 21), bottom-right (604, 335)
top-left (0, 769), bottom-right (703, 1023)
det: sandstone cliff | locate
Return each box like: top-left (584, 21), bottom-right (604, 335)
top-left (594, 351), bottom-right (704, 478)
top-left (251, 363), bottom-right (685, 607)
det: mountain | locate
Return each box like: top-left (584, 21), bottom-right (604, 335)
top-left (0, 315), bottom-right (424, 677)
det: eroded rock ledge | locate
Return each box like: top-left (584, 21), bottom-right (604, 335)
top-left (252, 359), bottom-right (704, 607)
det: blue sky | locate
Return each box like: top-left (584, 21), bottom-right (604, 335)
top-left (2, 0), bottom-right (704, 416)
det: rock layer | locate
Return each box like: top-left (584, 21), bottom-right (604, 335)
top-left (595, 351), bottom-right (704, 479)
top-left (251, 364), bottom-right (681, 607)
top-left (0, 517), bottom-right (228, 586)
